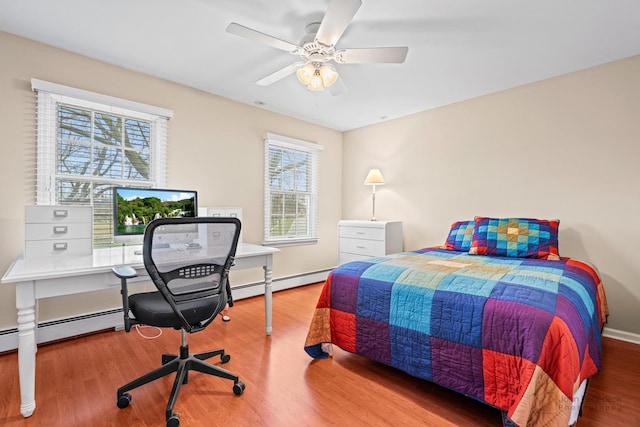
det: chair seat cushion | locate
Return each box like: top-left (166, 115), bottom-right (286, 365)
top-left (129, 291), bottom-right (220, 329)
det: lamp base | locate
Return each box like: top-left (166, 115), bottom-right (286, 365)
top-left (369, 217), bottom-right (378, 221)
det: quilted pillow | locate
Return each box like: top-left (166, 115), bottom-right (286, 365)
top-left (469, 217), bottom-right (560, 260)
top-left (444, 220), bottom-right (475, 251)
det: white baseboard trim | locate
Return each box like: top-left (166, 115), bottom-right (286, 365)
top-left (230, 269), bottom-right (330, 301)
top-left (0, 269), bottom-right (331, 353)
top-left (602, 326), bottom-right (640, 345)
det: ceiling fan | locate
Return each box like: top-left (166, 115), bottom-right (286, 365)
top-left (226, 0), bottom-right (408, 93)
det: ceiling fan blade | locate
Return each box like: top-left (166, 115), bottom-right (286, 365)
top-left (329, 76), bottom-right (347, 96)
top-left (315, 0), bottom-right (362, 47)
top-left (226, 23), bottom-right (299, 52)
top-left (334, 47), bottom-right (409, 64)
top-left (255, 62), bottom-right (304, 86)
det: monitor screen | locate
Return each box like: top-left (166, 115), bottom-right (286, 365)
top-left (113, 186), bottom-right (198, 244)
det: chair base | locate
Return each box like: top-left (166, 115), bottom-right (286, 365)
top-left (116, 341), bottom-right (244, 426)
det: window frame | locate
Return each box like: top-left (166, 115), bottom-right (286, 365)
top-left (263, 133), bottom-right (323, 246)
top-left (32, 79), bottom-right (172, 246)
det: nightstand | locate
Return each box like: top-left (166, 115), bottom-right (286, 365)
top-left (338, 220), bottom-right (403, 265)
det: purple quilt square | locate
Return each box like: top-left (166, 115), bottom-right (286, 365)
top-left (330, 273), bottom-right (360, 314)
top-left (482, 299), bottom-right (553, 363)
top-left (431, 337), bottom-right (485, 400)
top-left (356, 316), bottom-right (391, 364)
top-left (556, 294), bottom-right (588, 362)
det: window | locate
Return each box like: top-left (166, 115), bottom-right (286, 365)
top-left (263, 133), bottom-right (323, 245)
top-left (32, 79), bottom-right (172, 246)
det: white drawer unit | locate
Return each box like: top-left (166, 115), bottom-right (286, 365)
top-left (338, 220), bottom-right (403, 265)
top-left (198, 206), bottom-right (243, 243)
top-left (25, 205), bottom-right (93, 258)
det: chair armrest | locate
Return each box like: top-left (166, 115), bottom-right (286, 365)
top-left (112, 265), bottom-right (138, 279)
top-left (112, 265), bottom-right (138, 333)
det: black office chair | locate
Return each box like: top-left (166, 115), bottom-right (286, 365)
top-left (112, 217), bottom-right (244, 427)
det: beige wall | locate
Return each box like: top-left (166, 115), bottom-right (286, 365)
top-left (0, 31), bottom-right (342, 329)
top-left (2, 29), bottom-right (638, 337)
top-left (343, 55), bottom-right (640, 336)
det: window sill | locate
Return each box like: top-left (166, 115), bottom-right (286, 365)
top-left (263, 238), bottom-right (318, 247)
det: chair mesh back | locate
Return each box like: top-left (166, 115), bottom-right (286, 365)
top-left (144, 218), bottom-right (240, 301)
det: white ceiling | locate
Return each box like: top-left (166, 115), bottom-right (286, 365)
top-left (2, 0), bottom-right (639, 131)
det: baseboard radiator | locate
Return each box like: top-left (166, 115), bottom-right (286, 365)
top-left (0, 270), bottom-right (330, 353)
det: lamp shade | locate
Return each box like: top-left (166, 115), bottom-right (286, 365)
top-left (307, 69), bottom-right (324, 91)
top-left (364, 168), bottom-right (385, 185)
top-left (319, 65), bottom-right (338, 87)
top-left (296, 63), bottom-right (339, 91)
top-left (296, 63), bottom-right (315, 85)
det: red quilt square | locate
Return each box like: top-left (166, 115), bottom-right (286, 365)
top-left (483, 349), bottom-right (536, 410)
top-left (330, 309), bottom-right (357, 353)
top-left (537, 316), bottom-right (580, 398)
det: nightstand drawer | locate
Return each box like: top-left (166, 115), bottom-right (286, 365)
top-left (339, 225), bottom-right (385, 241)
top-left (339, 237), bottom-right (385, 256)
top-left (337, 220), bottom-right (403, 266)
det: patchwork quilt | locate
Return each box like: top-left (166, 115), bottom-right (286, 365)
top-left (304, 248), bottom-right (608, 426)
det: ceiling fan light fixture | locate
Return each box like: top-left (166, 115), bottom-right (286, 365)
top-left (307, 69), bottom-right (325, 91)
top-left (296, 63), bottom-right (315, 85)
top-left (319, 64), bottom-right (338, 87)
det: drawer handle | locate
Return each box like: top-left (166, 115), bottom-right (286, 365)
top-left (53, 242), bottom-right (68, 251)
top-left (53, 209), bottom-right (68, 218)
top-left (53, 226), bottom-right (68, 234)
top-left (356, 245), bottom-right (366, 249)
top-left (356, 231), bottom-right (365, 235)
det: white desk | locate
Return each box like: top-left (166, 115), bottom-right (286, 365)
top-left (1, 242), bottom-right (279, 418)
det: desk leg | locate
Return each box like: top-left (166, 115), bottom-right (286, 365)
top-left (263, 259), bottom-right (273, 336)
top-left (16, 282), bottom-right (37, 417)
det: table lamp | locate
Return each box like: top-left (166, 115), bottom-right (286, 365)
top-left (364, 168), bottom-right (385, 221)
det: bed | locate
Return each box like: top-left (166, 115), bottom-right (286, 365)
top-left (305, 217), bottom-right (608, 427)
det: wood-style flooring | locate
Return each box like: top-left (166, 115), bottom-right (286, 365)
top-left (0, 282), bottom-right (638, 426)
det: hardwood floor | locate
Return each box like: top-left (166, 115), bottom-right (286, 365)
top-left (0, 282), bottom-right (638, 426)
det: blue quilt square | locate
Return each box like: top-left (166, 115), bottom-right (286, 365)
top-left (334, 260), bottom-right (376, 277)
top-left (390, 284), bottom-right (434, 335)
top-left (356, 278), bottom-right (393, 323)
top-left (390, 325), bottom-right (433, 381)
top-left (559, 273), bottom-right (595, 318)
top-left (361, 263), bottom-right (406, 282)
top-left (430, 290), bottom-right (485, 348)
top-left (437, 273), bottom-right (497, 297)
top-left (490, 282), bottom-right (557, 313)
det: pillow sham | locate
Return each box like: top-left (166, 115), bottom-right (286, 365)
top-left (444, 220), bottom-right (475, 251)
top-left (469, 217), bottom-right (560, 260)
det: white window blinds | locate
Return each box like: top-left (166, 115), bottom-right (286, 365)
top-left (32, 79), bottom-right (172, 246)
top-left (263, 133), bottom-right (323, 245)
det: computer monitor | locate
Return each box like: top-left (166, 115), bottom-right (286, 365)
top-left (113, 186), bottom-right (198, 245)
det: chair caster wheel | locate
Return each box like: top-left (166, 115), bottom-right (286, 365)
top-left (167, 413), bottom-right (180, 427)
top-left (233, 381), bottom-right (246, 395)
top-left (117, 393), bottom-right (132, 409)
top-left (221, 353), bottom-right (231, 363)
